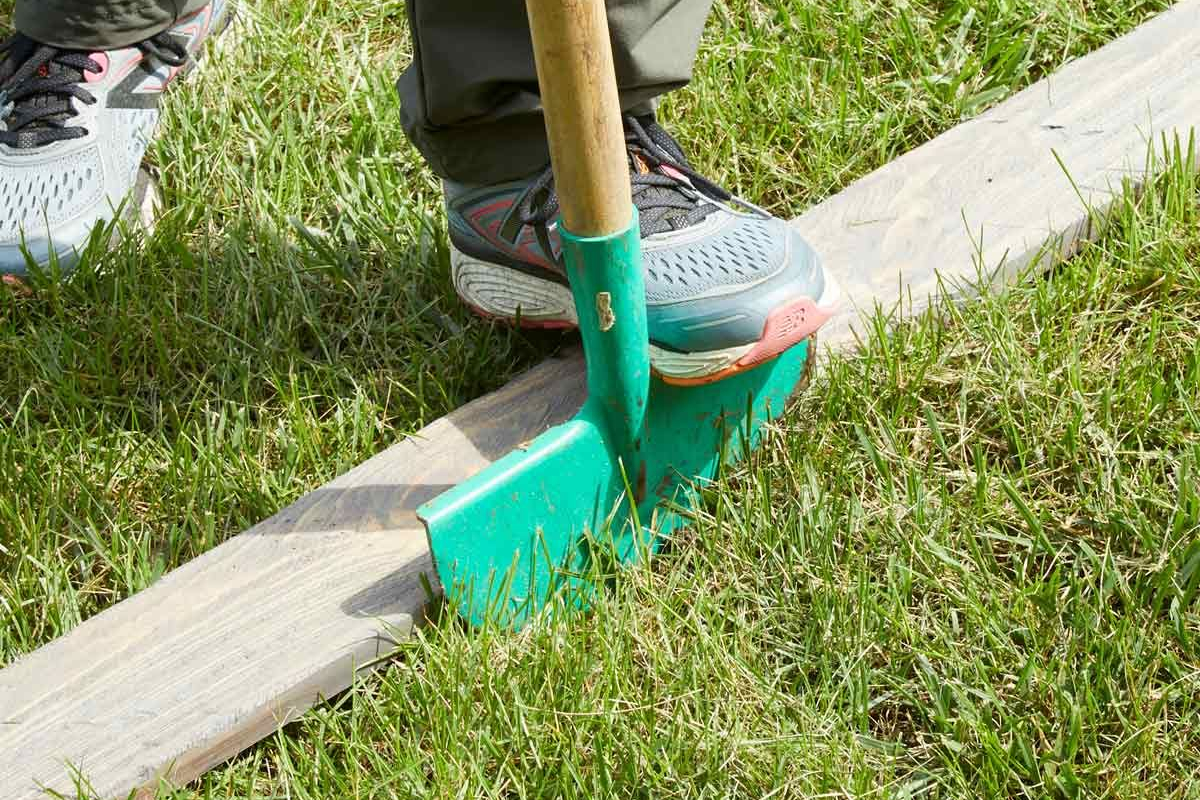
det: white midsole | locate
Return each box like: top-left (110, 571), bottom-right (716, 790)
top-left (647, 341), bottom-right (756, 380)
top-left (451, 246), bottom-right (578, 324)
top-left (450, 243), bottom-right (838, 380)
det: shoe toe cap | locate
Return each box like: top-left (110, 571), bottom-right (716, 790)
top-left (0, 237), bottom-right (83, 278)
top-left (0, 207), bottom-right (105, 277)
top-left (645, 211), bottom-right (831, 353)
top-left (1, 145), bottom-right (112, 276)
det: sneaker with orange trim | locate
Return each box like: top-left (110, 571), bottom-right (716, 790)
top-left (444, 114), bottom-right (839, 385)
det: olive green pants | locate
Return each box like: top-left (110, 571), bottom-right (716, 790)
top-left (12, 0), bottom-right (714, 182)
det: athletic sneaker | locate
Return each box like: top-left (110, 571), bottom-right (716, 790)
top-left (445, 114), bottom-right (840, 385)
top-left (0, 1), bottom-right (233, 280)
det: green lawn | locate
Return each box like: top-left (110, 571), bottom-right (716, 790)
top-left (3, 0), bottom-right (1196, 797)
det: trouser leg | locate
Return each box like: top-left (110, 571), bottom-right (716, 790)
top-left (14, 0), bottom-right (210, 50)
top-left (397, 0), bottom-right (714, 183)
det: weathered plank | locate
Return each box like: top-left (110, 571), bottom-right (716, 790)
top-left (4, 2), bottom-right (1200, 797)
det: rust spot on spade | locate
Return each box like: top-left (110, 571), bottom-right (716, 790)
top-left (596, 292), bottom-right (615, 331)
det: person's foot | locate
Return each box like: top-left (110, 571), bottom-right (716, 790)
top-left (0, 1), bottom-right (233, 282)
top-left (443, 115), bottom-right (839, 385)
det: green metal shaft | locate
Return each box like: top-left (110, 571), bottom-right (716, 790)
top-left (559, 213), bottom-right (649, 499)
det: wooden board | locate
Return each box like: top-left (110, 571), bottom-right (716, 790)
top-left (4, 3), bottom-right (1200, 797)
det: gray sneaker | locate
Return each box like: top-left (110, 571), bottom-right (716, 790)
top-left (0, 0), bottom-right (233, 281)
top-left (444, 115), bottom-right (840, 385)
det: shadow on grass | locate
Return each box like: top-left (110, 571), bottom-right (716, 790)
top-left (0, 206), bottom-right (576, 660)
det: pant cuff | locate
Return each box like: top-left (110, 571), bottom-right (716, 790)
top-left (14, 0), bottom-right (206, 50)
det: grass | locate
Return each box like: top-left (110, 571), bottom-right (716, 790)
top-left (1, 0), bottom-right (1194, 796)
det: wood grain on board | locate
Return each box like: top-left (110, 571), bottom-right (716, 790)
top-left (4, 2), bottom-right (1200, 797)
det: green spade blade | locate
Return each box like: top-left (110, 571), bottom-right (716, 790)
top-left (418, 215), bottom-right (811, 627)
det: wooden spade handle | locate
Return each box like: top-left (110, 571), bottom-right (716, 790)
top-left (525, 0), bottom-right (633, 238)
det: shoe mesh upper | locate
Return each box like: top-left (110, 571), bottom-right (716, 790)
top-left (113, 109), bottom-right (159, 183)
top-left (0, 147), bottom-right (103, 240)
top-left (642, 213), bottom-right (783, 302)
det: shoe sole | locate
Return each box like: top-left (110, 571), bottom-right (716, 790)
top-left (450, 243), bottom-right (840, 386)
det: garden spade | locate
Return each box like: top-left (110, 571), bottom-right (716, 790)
top-left (418, 0), bottom-right (816, 627)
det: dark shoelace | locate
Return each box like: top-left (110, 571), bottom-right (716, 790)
top-left (518, 115), bottom-right (735, 237)
top-left (0, 32), bottom-right (188, 149)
